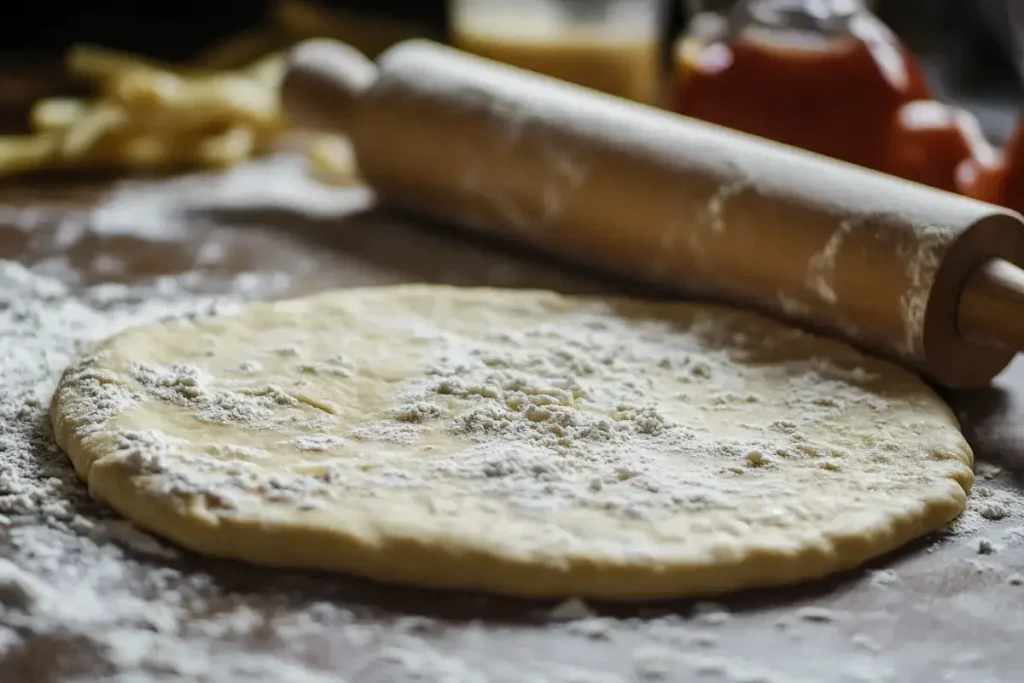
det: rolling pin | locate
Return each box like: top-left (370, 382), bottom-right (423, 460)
top-left (281, 38), bottom-right (1024, 390)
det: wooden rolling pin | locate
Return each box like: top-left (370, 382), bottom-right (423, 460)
top-left (281, 38), bottom-right (1024, 390)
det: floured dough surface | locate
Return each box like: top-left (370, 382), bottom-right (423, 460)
top-left (50, 285), bottom-right (972, 600)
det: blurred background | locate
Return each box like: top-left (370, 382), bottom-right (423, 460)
top-left (1, 0), bottom-right (1023, 210)
top-left (0, 0), bottom-right (1020, 138)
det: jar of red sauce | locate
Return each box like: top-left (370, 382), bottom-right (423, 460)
top-left (959, 113), bottom-right (1024, 214)
top-left (670, 0), bottom-right (995, 195)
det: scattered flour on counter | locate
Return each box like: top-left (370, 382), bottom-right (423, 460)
top-left (0, 559), bottom-right (50, 610)
top-left (942, 483), bottom-right (1024, 536)
top-left (564, 617), bottom-right (613, 641)
top-left (632, 645), bottom-right (675, 680)
top-left (796, 607), bottom-right (836, 623)
top-left (966, 559), bottom-right (997, 574)
top-left (547, 597), bottom-right (594, 622)
top-left (691, 633), bottom-right (719, 649)
top-left (0, 259), bottom-right (376, 682)
top-left (632, 646), bottom-right (804, 683)
top-left (391, 615), bottom-right (437, 636)
top-left (979, 502), bottom-right (1011, 521)
top-left (975, 462), bottom-right (1003, 481)
top-left (868, 569), bottom-right (900, 588)
top-left (851, 634), bottom-right (882, 654)
top-left (3, 255), bottom-right (1024, 682)
top-left (692, 602), bottom-right (730, 626)
top-left (976, 539), bottom-right (999, 555)
top-left (372, 642), bottom-right (489, 683)
top-left (930, 471), bottom-right (1024, 585)
top-left (86, 155), bottom-right (371, 241)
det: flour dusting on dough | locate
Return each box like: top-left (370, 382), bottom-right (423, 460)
top-left (51, 285), bottom-right (974, 600)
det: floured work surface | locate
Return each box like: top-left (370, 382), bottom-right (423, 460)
top-left (51, 284), bottom-right (973, 601)
top-left (2, 155), bottom-right (1024, 682)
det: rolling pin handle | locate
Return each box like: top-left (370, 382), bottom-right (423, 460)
top-left (958, 258), bottom-right (1024, 353)
top-left (281, 39), bottom-right (378, 134)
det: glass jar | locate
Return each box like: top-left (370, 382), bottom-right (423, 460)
top-left (670, 0), bottom-right (931, 174)
top-left (959, 113), bottom-right (1024, 213)
top-left (449, 0), bottom-right (667, 103)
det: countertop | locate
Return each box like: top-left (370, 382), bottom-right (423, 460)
top-left (1, 156), bottom-right (1023, 683)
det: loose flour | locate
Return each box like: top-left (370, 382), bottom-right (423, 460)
top-left (2, 257), bottom-right (1024, 682)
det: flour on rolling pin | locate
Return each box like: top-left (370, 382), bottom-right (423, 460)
top-left (284, 39), bottom-right (1024, 389)
top-left (805, 218), bottom-right (857, 306)
top-left (678, 174), bottom-right (749, 273)
top-left (802, 216), bottom-right (947, 357)
top-left (900, 225), bottom-right (951, 358)
top-left (446, 87), bottom-right (591, 237)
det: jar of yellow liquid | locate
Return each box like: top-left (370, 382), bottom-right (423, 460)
top-left (449, 0), bottom-right (667, 104)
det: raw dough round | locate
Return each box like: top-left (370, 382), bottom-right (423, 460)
top-left (51, 285), bottom-right (973, 600)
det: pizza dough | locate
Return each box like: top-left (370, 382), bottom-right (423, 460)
top-left (50, 285), bottom-right (973, 600)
